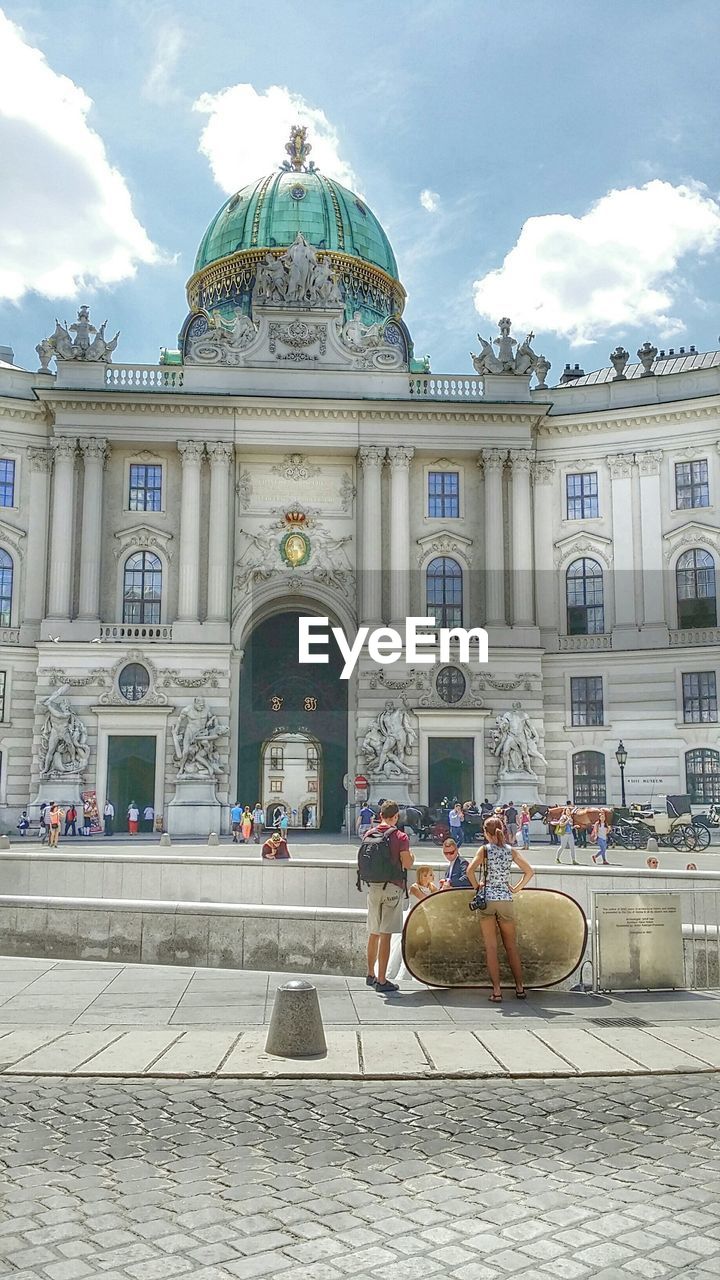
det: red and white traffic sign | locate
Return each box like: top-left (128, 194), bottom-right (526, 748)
top-left (354, 775), bottom-right (368, 789)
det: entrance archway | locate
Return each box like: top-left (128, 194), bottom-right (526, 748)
top-left (262, 731), bottom-right (322, 829)
top-left (237, 610), bottom-right (347, 830)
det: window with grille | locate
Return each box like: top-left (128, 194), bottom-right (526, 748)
top-left (682, 672), bottom-right (718, 723)
top-left (436, 666), bottom-right (466, 704)
top-left (0, 460), bottom-right (15, 507)
top-left (570, 676), bottom-right (604, 726)
top-left (572, 750), bottom-right (607, 804)
top-left (0, 549), bottom-right (12, 626)
top-left (675, 460), bottom-right (709, 510)
top-left (129, 463), bottom-right (162, 512)
top-left (566, 472), bottom-right (598, 519)
top-left (122, 551), bottom-right (162, 624)
top-left (686, 748), bottom-right (720, 804)
top-left (428, 471), bottom-right (459, 518)
top-left (566, 558), bottom-right (604, 634)
top-left (676, 549), bottom-right (717, 629)
top-left (426, 556), bottom-right (463, 628)
top-left (270, 747), bottom-right (284, 770)
top-left (118, 663), bottom-right (150, 703)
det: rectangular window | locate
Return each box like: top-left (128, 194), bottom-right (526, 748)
top-left (0, 671), bottom-right (5, 720)
top-left (0, 459), bottom-right (16, 507)
top-left (566, 472), bottom-right (599, 519)
top-left (682, 671), bottom-right (718, 723)
top-left (270, 747), bottom-right (284, 770)
top-left (570, 675), bottom-right (604, 726)
top-left (129, 463), bottom-right (162, 512)
top-left (675, 460), bottom-right (709, 509)
top-left (269, 779), bottom-right (283, 793)
top-left (428, 471), bottom-right (459, 518)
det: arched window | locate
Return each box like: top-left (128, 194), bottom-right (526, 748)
top-left (118, 663), bottom-right (150, 703)
top-left (676, 549), bottom-right (717, 629)
top-left (566, 558), bottom-right (604, 634)
top-left (426, 557), bottom-right (462, 628)
top-left (436, 665), bottom-right (466, 705)
top-left (685, 748), bottom-right (720, 804)
top-left (572, 750), bottom-right (606, 804)
top-left (123, 551), bottom-right (161, 625)
top-left (0, 549), bottom-right (13, 627)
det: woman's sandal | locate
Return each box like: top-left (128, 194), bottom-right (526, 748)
top-left (488, 993), bottom-right (503, 1002)
top-left (515, 988), bottom-right (527, 1000)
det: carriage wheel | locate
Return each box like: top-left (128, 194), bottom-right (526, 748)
top-left (691, 823), bottom-right (711, 850)
top-left (431, 823), bottom-right (450, 846)
top-left (671, 826), bottom-right (691, 851)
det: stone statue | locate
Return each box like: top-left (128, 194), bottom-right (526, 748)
top-left (172, 698), bottom-right (229, 777)
top-left (252, 233), bottom-right (341, 307)
top-left (39, 685), bottom-right (90, 777)
top-left (341, 311), bottom-right (384, 353)
top-left (362, 701), bottom-right (417, 777)
top-left (491, 702), bottom-right (547, 777)
top-left (186, 311), bottom-right (258, 365)
top-left (37, 307), bottom-right (119, 367)
top-left (472, 318), bottom-right (542, 381)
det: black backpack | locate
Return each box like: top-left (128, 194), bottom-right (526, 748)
top-left (357, 828), bottom-right (407, 896)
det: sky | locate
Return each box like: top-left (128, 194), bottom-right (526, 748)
top-left (1, 0), bottom-right (719, 379)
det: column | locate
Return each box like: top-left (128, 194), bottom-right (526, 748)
top-left (24, 448), bottom-right (51, 625)
top-left (509, 449), bottom-right (534, 625)
top-left (637, 449), bottom-right (666, 629)
top-left (358, 446), bottom-right (384, 622)
top-left (46, 438), bottom-right (77, 620)
top-left (78, 438), bottom-right (109, 620)
top-left (176, 440), bottom-right (204, 622)
top-left (607, 453), bottom-right (637, 631)
top-left (531, 459), bottom-right (557, 631)
top-left (387, 446), bottom-right (414, 625)
top-left (479, 449), bottom-right (507, 625)
top-left (206, 442), bottom-right (234, 622)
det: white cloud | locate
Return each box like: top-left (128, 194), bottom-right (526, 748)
top-left (193, 83), bottom-right (358, 194)
top-left (419, 188), bottom-right (440, 214)
top-left (0, 9), bottom-right (160, 303)
top-left (473, 180), bottom-right (720, 344)
top-left (143, 27), bottom-right (185, 104)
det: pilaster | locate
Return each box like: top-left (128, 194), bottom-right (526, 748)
top-left (206, 442), bottom-right (234, 624)
top-left (387, 445), bottom-right (414, 626)
top-left (358, 445), bottom-right (384, 623)
top-left (45, 438), bottom-right (77, 625)
top-left (176, 440), bottom-right (204, 624)
top-left (531, 459), bottom-right (557, 635)
top-left (479, 449), bottom-right (507, 626)
top-left (607, 452), bottom-right (638, 638)
top-left (22, 447), bottom-right (51, 635)
top-left (509, 448), bottom-right (534, 626)
top-left (637, 449), bottom-right (668, 644)
top-left (78, 438), bottom-right (109, 621)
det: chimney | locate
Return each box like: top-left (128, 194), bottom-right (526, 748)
top-left (559, 362), bottom-right (585, 385)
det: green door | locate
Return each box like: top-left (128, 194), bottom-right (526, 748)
top-left (107, 735), bottom-right (156, 833)
top-left (428, 737), bottom-right (474, 806)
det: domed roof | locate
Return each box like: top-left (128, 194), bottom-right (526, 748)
top-left (194, 167), bottom-right (398, 280)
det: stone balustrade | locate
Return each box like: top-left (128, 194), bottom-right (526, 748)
top-left (669, 627), bottom-right (720, 647)
top-left (104, 365), bottom-right (184, 390)
top-left (99, 623), bottom-right (173, 642)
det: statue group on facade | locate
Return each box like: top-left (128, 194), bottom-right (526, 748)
top-left (40, 686), bottom-right (90, 778)
top-left (491, 702), bottom-right (547, 777)
top-left (472, 317), bottom-right (550, 387)
top-left (362, 701), bottom-right (417, 777)
top-left (36, 306), bottom-right (119, 371)
top-left (186, 311), bottom-right (258, 365)
top-left (172, 698), bottom-right (229, 778)
top-left (253, 233), bottom-right (343, 307)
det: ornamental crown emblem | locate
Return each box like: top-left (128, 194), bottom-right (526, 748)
top-left (283, 125), bottom-right (313, 173)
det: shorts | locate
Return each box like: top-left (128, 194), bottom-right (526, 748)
top-left (232, 821), bottom-right (241, 833)
top-left (477, 899), bottom-right (515, 921)
top-left (366, 883), bottom-right (404, 935)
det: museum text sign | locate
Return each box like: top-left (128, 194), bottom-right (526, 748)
top-left (595, 892), bottom-right (685, 991)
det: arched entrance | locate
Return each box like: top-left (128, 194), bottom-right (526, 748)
top-left (261, 731), bottom-right (322, 829)
top-left (237, 610), bottom-right (348, 830)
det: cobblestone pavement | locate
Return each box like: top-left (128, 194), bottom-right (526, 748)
top-left (2, 1075), bottom-right (720, 1279)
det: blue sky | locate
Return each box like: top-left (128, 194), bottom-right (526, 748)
top-left (1, 0), bottom-right (719, 378)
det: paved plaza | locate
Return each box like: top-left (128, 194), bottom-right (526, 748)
top-left (2, 1074), bottom-right (720, 1280)
top-left (3, 958), bottom-right (720, 1079)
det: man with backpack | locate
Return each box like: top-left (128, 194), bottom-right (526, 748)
top-left (358, 800), bottom-right (414, 994)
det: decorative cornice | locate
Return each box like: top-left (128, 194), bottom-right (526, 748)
top-left (387, 445), bottom-right (415, 470)
top-left (0, 399), bottom-right (47, 423)
top-left (606, 452), bottom-right (634, 479)
top-left (636, 449), bottom-right (663, 476)
top-left (79, 437), bottom-right (109, 465)
top-left (538, 402), bottom-right (720, 437)
top-left (478, 448), bottom-right (507, 473)
top-left (416, 530), bottom-right (474, 567)
top-left (0, 517), bottom-right (27, 556)
top-left (662, 521), bottom-right (720, 559)
top-left (553, 530), bottom-right (613, 569)
top-left (113, 524), bottom-right (174, 561)
top-left (51, 437), bottom-right (77, 462)
top-left (508, 448), bottom-right (532, 473)
top-left (207, 441), bottom-right (234, 466)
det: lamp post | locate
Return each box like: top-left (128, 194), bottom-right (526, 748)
top-left (615, 740), bottom-right (628, 807)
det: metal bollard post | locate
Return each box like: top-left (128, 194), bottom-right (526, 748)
top-left (159, 832), bottom-right (172, 847)
top-left (207, 832), bottom-right (219, 846)
top-left (265, 979), bottom-right (327, 1058)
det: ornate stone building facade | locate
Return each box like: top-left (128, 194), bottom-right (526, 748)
top-left (0, 132), bottom-right (719, 831)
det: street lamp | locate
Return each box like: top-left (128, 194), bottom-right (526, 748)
top-left (615, 740), bottom-right (628, 807)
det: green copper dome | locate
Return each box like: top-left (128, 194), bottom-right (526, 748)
top-left (194, 169), bottom-right (398, 280)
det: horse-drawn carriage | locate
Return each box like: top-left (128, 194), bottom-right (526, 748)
top-left (621, 794), bottom-right (710, 851)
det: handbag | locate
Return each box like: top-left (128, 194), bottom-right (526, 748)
top-left (468, 847), bottom-right (488, 912)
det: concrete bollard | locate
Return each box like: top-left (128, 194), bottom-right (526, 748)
top-left (0, 834), bottom-right (9, 849)
top-left (159, 832), bottom-right (172, 847)
top-left (646, 837), bottom-right (659, 854)
top-left (207, 831), bottom-right (219, 846)
top-left (265, 980), bottom-right (327, 1058)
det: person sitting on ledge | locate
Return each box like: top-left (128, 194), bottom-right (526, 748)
top-left (262, 831), bottom-right (291, 860)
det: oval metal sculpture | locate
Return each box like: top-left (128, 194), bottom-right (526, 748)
top-left (402, 887), bottom-right (587, 989)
